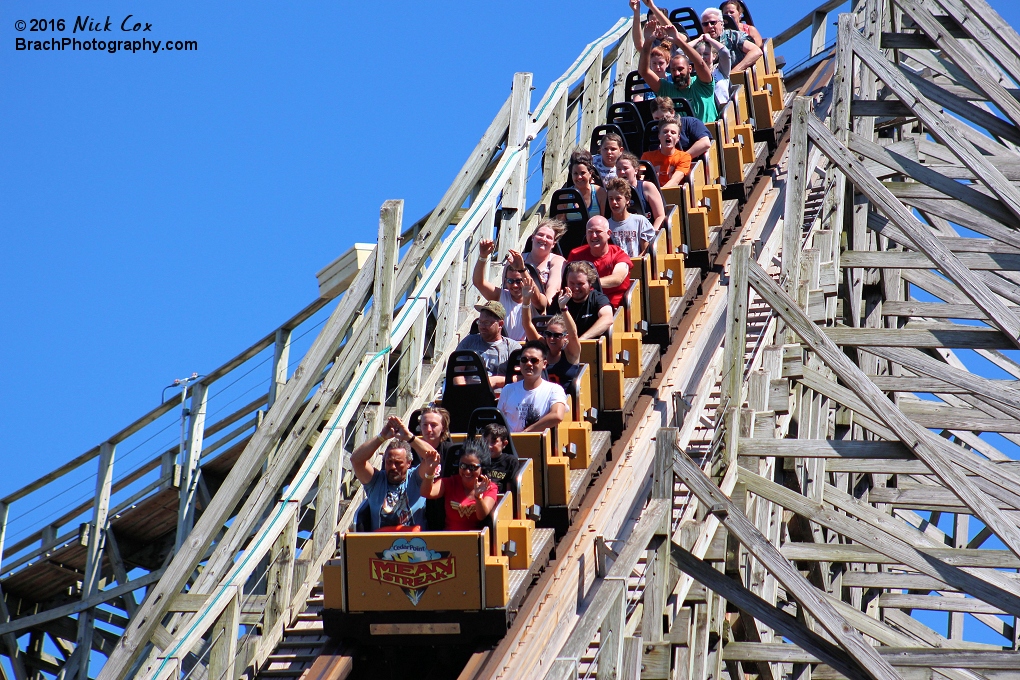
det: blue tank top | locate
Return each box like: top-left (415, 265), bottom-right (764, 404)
top-left (585, 183), bottom-right (602, 218)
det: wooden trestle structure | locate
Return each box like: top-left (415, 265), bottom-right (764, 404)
top-left (3, 0), bottom-right (1020, 678)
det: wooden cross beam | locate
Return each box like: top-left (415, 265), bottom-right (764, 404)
top-left (745, 254), bottom-right (1020, 565)
top-left (670, 543), bottom-right (872, 680)
top-left (804, 112), bottom-right (1020, 349)
top-left (848, 28), bottom-right (1020, 225)
top-left (671, 448), bottom-right (903, 680)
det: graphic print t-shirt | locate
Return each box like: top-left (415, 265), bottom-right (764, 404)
top-left (440, 476), bottom-right (498, 531)
top-left (364, 466), bottom-right (426, 530)
top-left (497, 380), bottom-right (569, 432)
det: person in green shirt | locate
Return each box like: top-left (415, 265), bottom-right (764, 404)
top-left (637, 5), bottom-right (717, 123)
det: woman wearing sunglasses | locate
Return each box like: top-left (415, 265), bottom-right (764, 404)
top-left (521, 287), bottom-right (581, 391)
top-left (419, 440), bottom-right (498, 531)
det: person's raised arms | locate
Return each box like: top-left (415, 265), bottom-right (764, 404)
top-left (418, 447), bottom-right (443, 499)
top-left (510, 249), bottom-right (548, 311)
top-left (472, 239), bottom-right (502, 302)
top-left (630, 0), bottom-right (644, 51)
top-left (350, 420), bottom-right (396, 486)
top-left (556, 298), bottom-right (582, 363)
top-left (638, 19), bottom-right (664, 91)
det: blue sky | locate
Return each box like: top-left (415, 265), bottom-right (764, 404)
top-left (4, 0), bottom-right (1020, 655)
top-left (0, 0), bottom-right (883, 495)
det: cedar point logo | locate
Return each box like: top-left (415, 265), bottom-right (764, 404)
top-left (369, 537), bottom-right (456, 606)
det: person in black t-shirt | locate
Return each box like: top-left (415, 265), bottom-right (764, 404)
top-left (548, 261), bottom-right (613, 339)
top-left (481, 423), bottom-right (518, 494)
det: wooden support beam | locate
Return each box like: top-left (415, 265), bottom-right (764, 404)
top-left (806, 114), bottom-right (1020, 349)
top-left (497, 72), bottom-right (533, 255)
top-left (671, 448), bottom-right (902, 680)
top-left (810, 10), bottom-right (828, 56)
top-left (75, 441), bottom-right (115, 680)
top-left (772, 0), bottom-right (847, 47)
top-left (0, 570), bottom-right (165, 638)
top-left (580, 54), bottom-right (605, 155)
top-left (783, 98), bottom-right (811, 296)
top-left (850, 134), bottom-right (1019, 229)
top-left (542, 93), bottom-right (569, 196)
top-left (267, 327), bottom-right (292, 408)
top-left (724, 245), bottom-right (751, 465)
top-left (548, 500), bottom-right (670, 679)
top-left (952, 0), bottom-right (1020, 82)
top-left (738, 438), bottom-right (913, 459)
top-left (896, 0), bottom-right (1020, 128)
top-left (823, 325), bottom-right (1014, 349)
top-left (866, 346), bottom-right (1020, 416)
top-left (746, 255), bottom-right (1020, 567)
top-left (0, 586), bottom-right (28, 680)
top-left (722, 644), bottom-right (1020, 669)
top-left (177, 382), bottom-right (207, 549)
top-left (841, 251), bottom-right (1020, 271)
top-left (207, 588), bottom-right (239, 680)
top-left (265, 507), bottom-right (298, 638)
top-left (670, 544), bottom-right (871, 680)
top-left (848, 28), bottom-right (1020, 225)
top-left (104, 528), bottom-right (137, 618)
top-left (739, 467), bottom-right (1020, 618)
top-left (368, 199), bottom-right (402, 434)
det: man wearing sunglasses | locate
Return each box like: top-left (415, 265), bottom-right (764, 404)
top-left (472, 238), bottom-right (543, 341)
top-left (497, 341), bottom-right (568, 433)
top-left (700, 7), bottom-right (762, 74)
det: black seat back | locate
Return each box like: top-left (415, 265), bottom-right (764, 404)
top-left (504, 347), bottom-right (524, 385)
top-left (674, 99), bottom-right (695, 118)
top-left (549, 188), bottom-right (590, 256)
top-left (466, 407), bottom-right (519, 459)
top-left (638, 160), bottom-right (662, 189)
top-left (669, 7), bottom-right (702, 40)
top-left (443, 351), bottom-right (496, 432)
top-left (644, 119), bottom-right (661, 153)
top-left (625, 71), bottom-right (657, 124)
top-left (606, 102), bottom-right (647, 154)
top-left (589, 123), bottom-right (629, 155)
top-left (355, 499), bottom-right (373, 532)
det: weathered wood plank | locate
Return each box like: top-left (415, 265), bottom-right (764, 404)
top-left (672, 450), bottom-right (902, 680)
top-left (823, 326), bottom-right (1014, 349)
top-left (746, 256), bottom-right (1020, 567)
top-left (739, 468), bottom-right (1020, 617)
top-left (670, 545), bottom-right (871, 680)
top-left (738, 438), bottom-right (913, 459)
top-left (849, 28), bottom-right (1020, 225)
top-left (806, 114), bottom-right (1020, 348)
top-left (782, 543), bottom-right (1020, 568)
top-left (840, 251), bottom-right (1020, 271)
top-left (723, 644), bottom-right (1020, 669)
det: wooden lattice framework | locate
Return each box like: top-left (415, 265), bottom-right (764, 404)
top-left (664, 0), bottom-right (1020, 677)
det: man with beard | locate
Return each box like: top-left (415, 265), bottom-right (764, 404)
top-left (638, 8), bottom-right (717, 123)
top-left (350, 415), bottom-right (435, 530)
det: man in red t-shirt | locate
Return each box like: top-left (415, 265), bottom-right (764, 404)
top-left (566, 216), bottom-right (633, 308)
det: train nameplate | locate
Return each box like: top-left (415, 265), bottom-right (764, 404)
top-left (369, 623), bottom-right (461, 635)
top-left (345, 532), bottom-right (482, 611)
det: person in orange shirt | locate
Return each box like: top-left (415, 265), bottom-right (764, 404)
top-left (641, 118), bottom-right (692, 188)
